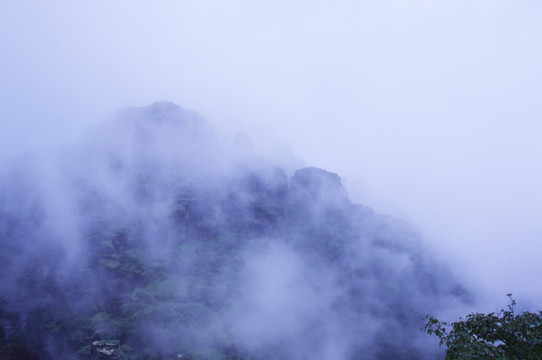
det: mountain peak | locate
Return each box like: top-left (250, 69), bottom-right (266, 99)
top-left (0, 102), bottom-right (467, 360)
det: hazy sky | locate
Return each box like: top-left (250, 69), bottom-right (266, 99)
top-left (1, 1), bottom-right (541, 309)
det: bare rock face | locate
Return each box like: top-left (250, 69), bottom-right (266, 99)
top-left (291, 167), bottom-right (350, 207)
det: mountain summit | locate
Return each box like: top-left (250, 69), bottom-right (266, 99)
top-left (0, 102), bottom-right (467, 360)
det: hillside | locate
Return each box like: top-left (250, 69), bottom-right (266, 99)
top-left (0, 102), bottom-right (468, 360)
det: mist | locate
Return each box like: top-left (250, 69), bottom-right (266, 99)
top-left (0, 0), bottom-right (541, 357)
top-left (0, 102), bottom-right (472, 359)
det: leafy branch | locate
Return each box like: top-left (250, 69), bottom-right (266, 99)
top-left (424, 294), bottom-right (542, 359)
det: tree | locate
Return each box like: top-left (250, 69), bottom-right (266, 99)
top-left (424, 294), bottom-right (542, 359)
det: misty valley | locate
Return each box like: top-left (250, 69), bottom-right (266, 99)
top-left (0, 102), bottom-right (469, 359)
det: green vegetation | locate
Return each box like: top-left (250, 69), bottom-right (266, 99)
top-left (424, 294), bottom-right (542, 359)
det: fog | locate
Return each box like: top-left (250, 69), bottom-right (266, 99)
top-left (1, 0), bottom-right (541, 317)
top-left (0, 102), bottom-right (471, 358)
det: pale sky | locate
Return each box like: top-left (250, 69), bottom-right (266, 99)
top-left (1, 0), bottom-right (541, 310)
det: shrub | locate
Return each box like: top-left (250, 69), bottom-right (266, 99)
top-left (424, 294), bottom-right (542, 359)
